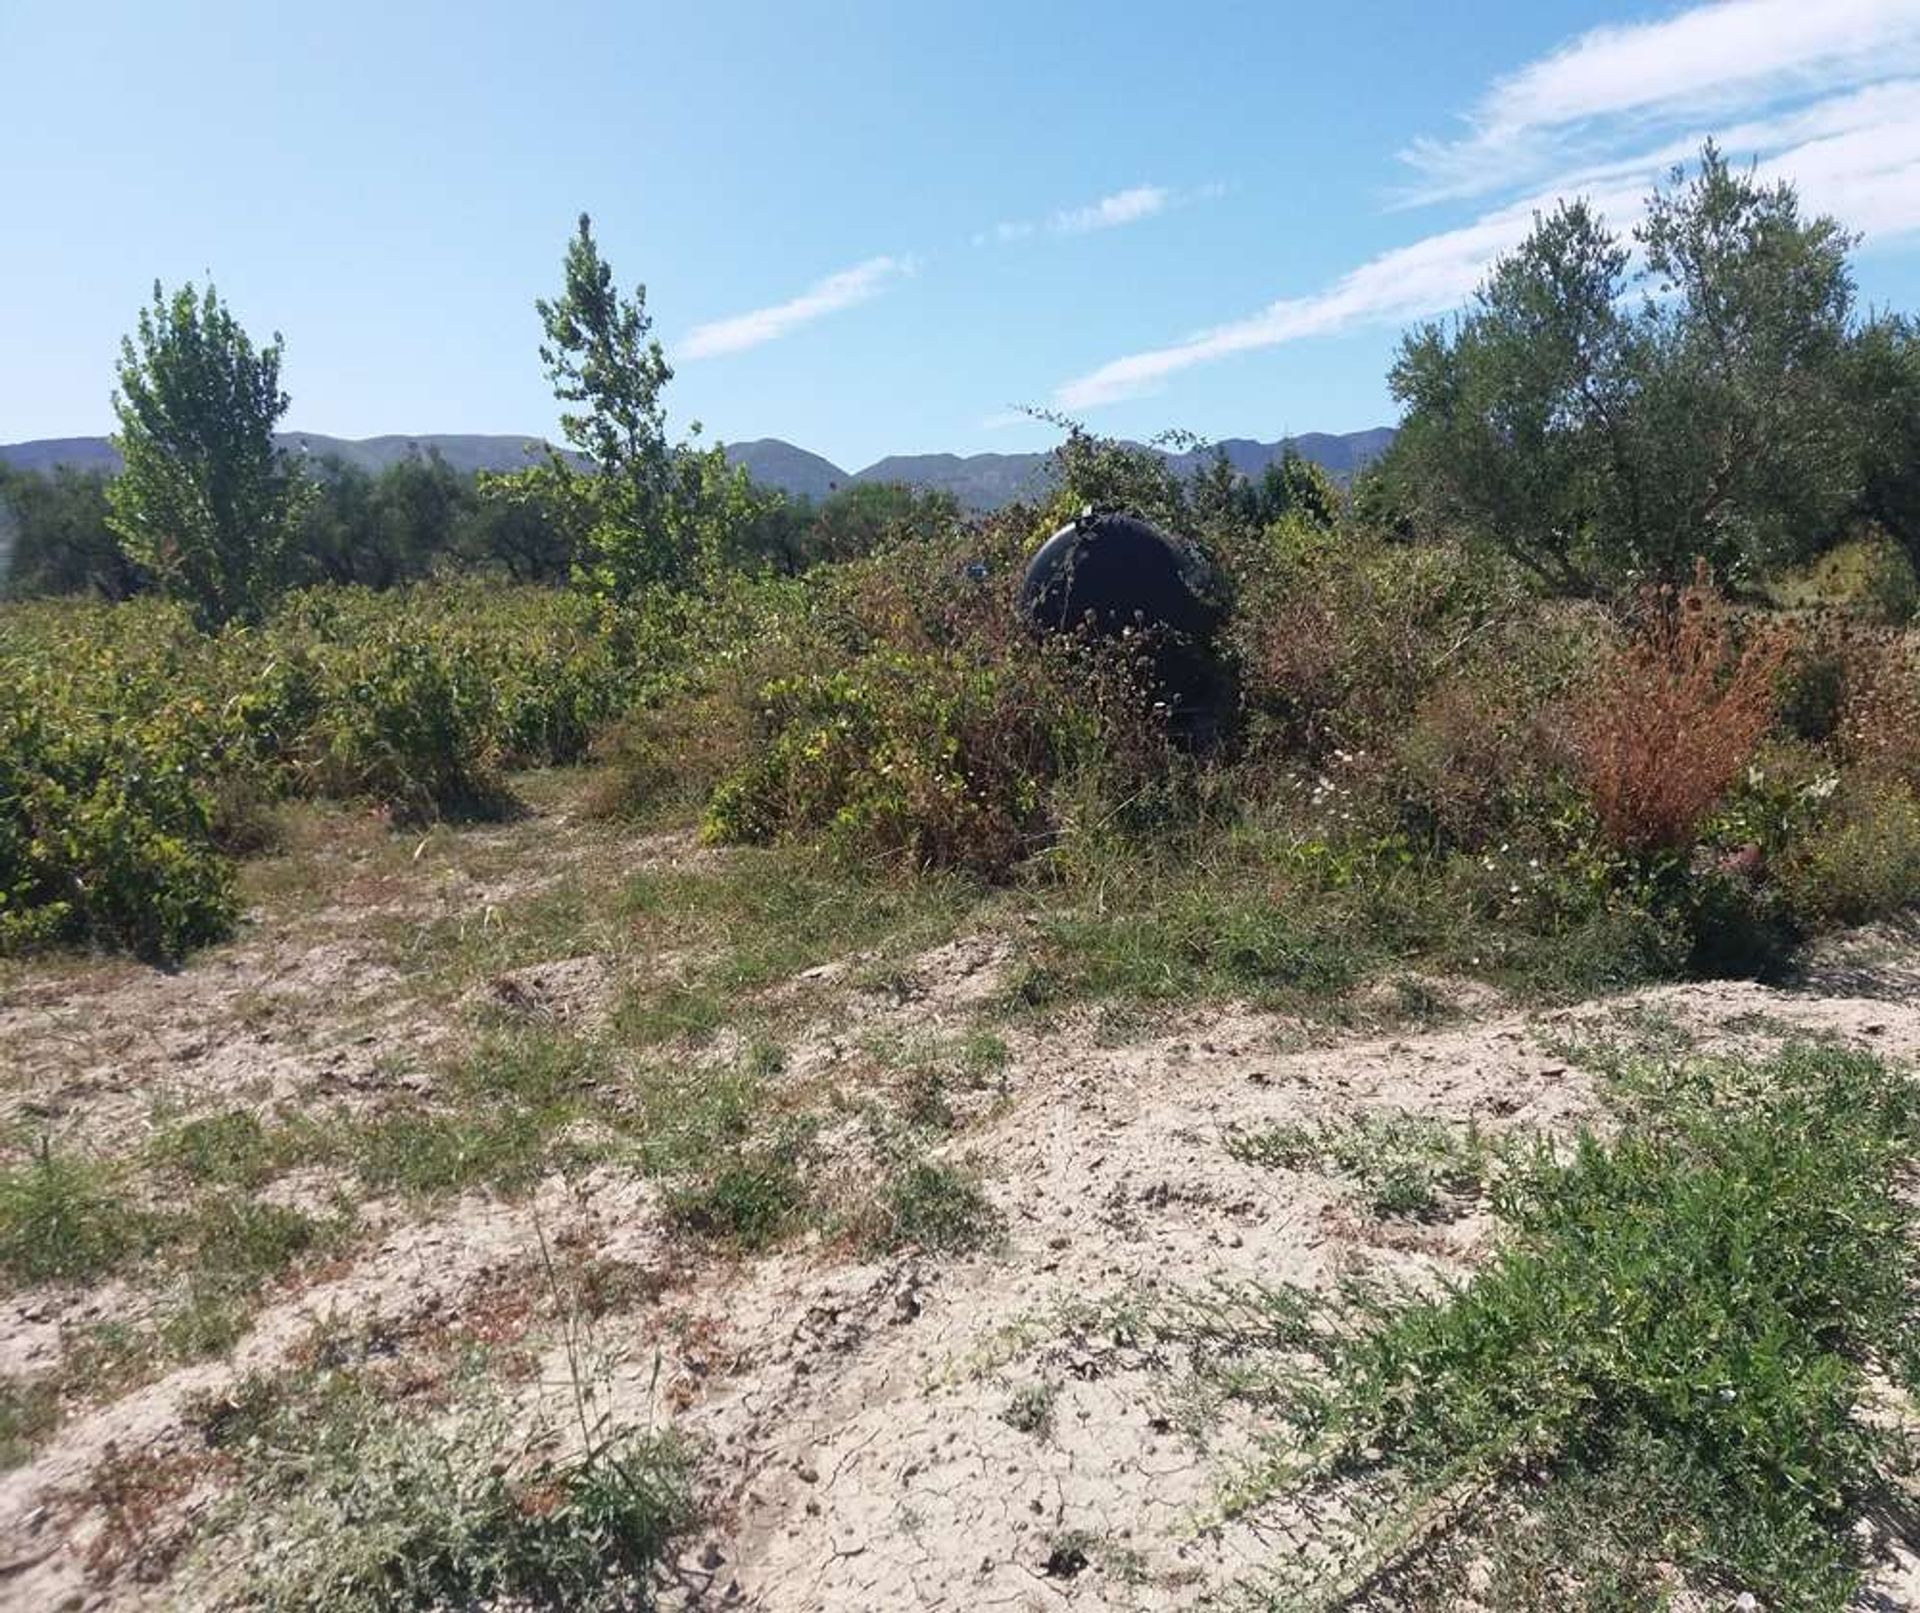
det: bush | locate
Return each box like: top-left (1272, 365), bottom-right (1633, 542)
top-left (1576, 572), bottom-right (1790, 853)
top-left (0, 582), bottom-right (673, 955)
top-left (704, 650), bottom-right (1069, 878)
top-left (1779, 777), bottom-right (1920, 928)
top-left (0, 657), bottom-right (238, 958)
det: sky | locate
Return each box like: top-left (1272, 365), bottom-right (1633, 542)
top-left (6, 0), bottom-right (1920, 471)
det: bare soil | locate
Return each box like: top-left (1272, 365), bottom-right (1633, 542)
top-left (3, 797), bottom-right (1918, 1612)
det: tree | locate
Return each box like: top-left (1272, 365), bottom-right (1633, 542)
top-left (805, 482), bottom-right (961, 565)
top-left (1391, 199), bottom-right (1636, 589)
top-left (489, 213), bottom-right (710, 597)
top-left (106, 281), bottom-right (309, 625)
top-left (0, 466), bottom-right (146, 599)
top-left (1252, 447), bottom-right (1341, 531)
top-left (1389, 147), bottom-right (1867, 590)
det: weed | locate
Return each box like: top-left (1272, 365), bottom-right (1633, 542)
top-left (863, 1160), bottom-right (1002, 1255)
top-left (198, 1357), bottom-right (693, 1611)
top-left (1227, 1111), bottom-right (1491, 1220)
top-left (664, 1143), bottom-right (807, 1250)
top-left (1001, 1381), bottom-right (1057, 1439)
top-left (1221, 1047), bottom-right (1920, 1612)
top-left (0, 1146), bottom-right (136, 1284)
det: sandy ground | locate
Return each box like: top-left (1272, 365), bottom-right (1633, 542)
top-left (2, 816), bottom-right (1919, 1611)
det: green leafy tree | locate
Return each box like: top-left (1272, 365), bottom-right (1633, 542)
top-left (489, 213), bottom-right (718, 597)
top-left (0, 466), bottom-right (146, 599)
top-left (106, 281), bottom-right (309, 625)
top-left (1253, 447), bottom-right (1341, 531)
top-left (1391, 199), bottom-right (1636, 589)
top-left (1390, 146), bottom-right (1865, 590)
top-left (805, 482), bottom-right (960, 565)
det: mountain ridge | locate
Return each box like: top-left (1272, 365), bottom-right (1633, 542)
top-left (1, 427), bottom-right (1397, 512)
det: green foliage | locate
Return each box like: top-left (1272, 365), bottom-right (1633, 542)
top-left (1392, 146), bottom-right (1868, 589)
top-left (1222, 1047), bottom-right (1920, 1612)
top-left (0, 465), bottom-right (143, 599)
top-left (704, 650), bottom-right (1063, 876)
top-left (0, 583), bottom-right (675, 955)
top-left (209, 1359), bottom-right (692, 1612)
top-left (1778, 776), bottom-right (1920, 928)
top-left (804, 481), bottom-right (961, 565)
top-left (107, 280), bottom-right (310, 626)
top-left (0, 626), bottom-right (239, 956)
top-left (486, 214), bottom-right (763, 599)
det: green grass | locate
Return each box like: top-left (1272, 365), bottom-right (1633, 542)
top-left (862, 1159), bottom-right (1003, 1255)
top-left (1227, 1111), bottom-right (1492, 1220)
top-left (612, 849), bottom-right (990, 1047)
top-left (0, 1147), bottom-right (137, 1284)
top-left (1208, 1045), bottom-right (1920, 1612)
top-left (194, 1354), bottom-right (693, 1612)
top-left (1018, 881), bottom-right (1369, 1012)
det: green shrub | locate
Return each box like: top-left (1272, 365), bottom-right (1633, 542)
top-left (1230, 1047), bottom-right (1920, 1612)
top-left (1780, 777), bottom-right (1920, 927)
top-left (705, 651), bottom-right (1066, 877)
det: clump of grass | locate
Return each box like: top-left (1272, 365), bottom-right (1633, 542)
top-left (1224, 1046), bottom-right (1920, 1612)
top-left (0, 1375), bottom-right (60, 1470)
top-left (1001, 1381), bottom-right (1057, 1439)
top-left (664, 1143), bottom-right (807, 1251)
top-left (1227, 1111), bottom-right (1491, 1220)
top-left (862, 1160), bottom-right (1002, 1255)
top-left (0, 1146), bottom-right (137, 1284)
top-left (196, 1358), bottom-right (693, 1612)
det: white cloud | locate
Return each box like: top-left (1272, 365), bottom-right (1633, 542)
top-left (1055, 81), bottom-right (1920, 409)
top-left (1400, 0), bottom-right (1920, 203)
top-left (978, 182), bottom-right (1221, 246)
top-left (1053, 185), bottom-right (1171, 234)
top-left (680, 256), bottom-right (915, 359)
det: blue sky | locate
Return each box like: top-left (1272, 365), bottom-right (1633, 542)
top-left (7, 0), bottom-right (1920, 470)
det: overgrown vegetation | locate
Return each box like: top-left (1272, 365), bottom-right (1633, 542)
top-left (198, 1351), bottom-right (692, 1611)
top-left (6, 151), bottom-right (1918, 987)
top-left (1101, 1047), bottom-right (1920, 1612)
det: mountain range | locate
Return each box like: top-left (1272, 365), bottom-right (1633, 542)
top-left (0, 427), bottom-right (1397, 512)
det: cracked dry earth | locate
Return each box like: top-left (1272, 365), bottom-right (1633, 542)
top-left (3, 801), bottom-right (1920, 1611)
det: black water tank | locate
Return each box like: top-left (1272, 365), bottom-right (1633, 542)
top-left (1018, 509), bottom-right (1230, 745)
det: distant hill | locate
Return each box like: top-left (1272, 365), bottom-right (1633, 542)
top-left (723, 439), bottom-right (849, 504)
top-left (2, 427), bottom-right (1398, 513)
top-left (0, 433), bottom-right (559, 479)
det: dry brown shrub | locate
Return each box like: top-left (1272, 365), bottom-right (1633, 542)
top-left (1577, 565), bottom-right (1793, 853)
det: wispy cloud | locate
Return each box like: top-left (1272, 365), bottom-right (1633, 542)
top-left (1053, 0), bottom-right (1920, 411)
top-left (976, 182), bottom-right (1221, 246)
top-left (680, 256), bottom-right (916, 359)
top-left (1053, 184), bottom-right (1171, 234)
top-left (1398, 0), bottom-right (1920, 204)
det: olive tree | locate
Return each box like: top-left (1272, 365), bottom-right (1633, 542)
top-left (1390, 146), bottom-right (1866, 590)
